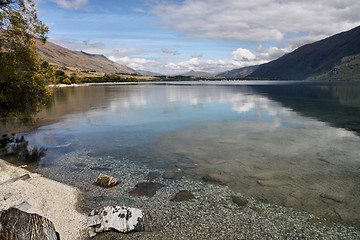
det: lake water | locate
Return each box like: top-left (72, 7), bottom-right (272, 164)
top-left (3, 81), bottom-right (360, 227)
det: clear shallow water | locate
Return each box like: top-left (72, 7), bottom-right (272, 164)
top-left (6, 81), bottom-right (360, 227)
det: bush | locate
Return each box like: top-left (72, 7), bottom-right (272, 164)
top-left (62, 78), bottom-right (72, 85)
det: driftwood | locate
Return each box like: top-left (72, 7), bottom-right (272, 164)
top-left (0, 208), bottom-right (60, 240)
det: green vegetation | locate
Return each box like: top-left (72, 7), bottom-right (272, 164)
top-left (0, 0), bottom-right (54, 119)
top-left (308, 54), bottom-right (360, 81)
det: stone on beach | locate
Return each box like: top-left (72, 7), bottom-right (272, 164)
top-left (202, 173), bottom-right (231, 185)
top-left (87, 206), bottom-right (152, 237)
top-left (95, 173), bottom-right (118, 188)
top-left (0, 207), bottom-right (60, 240)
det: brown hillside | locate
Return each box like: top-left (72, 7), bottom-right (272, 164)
top-left (35, 40), bottom-right (137, 74)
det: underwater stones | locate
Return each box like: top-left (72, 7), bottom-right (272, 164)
top-left (231, 195), bottom-right (248, 207)
top-left (87, 206), bottom-right (152, 237)
top-left (175, 163), bottom-right (197, 169)
top-left (0, 207), bottom-right (60, 240)
top-left (162, 171), bottom-right (182, 180)
top-left (87, 152), bottom-right (101, 158)
top-left (128, 182), bottom-right (164, 197)
top-left (202, 173), bottom-right (231, 185)
top-left (147, 171), bottom-right (161, 180)
top-left (95, 173), bottom-right (118, 188)
top-left (320, 193), bottom-right (345, 203)
top-left (171, 190), bottom-right (195, 202)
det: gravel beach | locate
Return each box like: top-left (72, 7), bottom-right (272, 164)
top-left (33, 151), bottom-right (360, 240)
top-left (0, 159), bottom-right (87, 239)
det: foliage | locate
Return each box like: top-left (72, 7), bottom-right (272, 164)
top-left (62, 77), bottom-right (71, 85)
top-left (0, 0), bottom-right (53, 119)
top-left (80, 74), bottom-right (138, 83)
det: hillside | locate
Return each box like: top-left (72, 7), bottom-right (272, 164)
top-left (310, 54), bottom-right (360, 81)
top-left (217, 65), bottom-right (259, 78)
top-left (182, 70), bottom-right (215, 77)
top-left (35, 40), bottom-right (137, 74)
top-left (249, 25), bottom-right (360, 80)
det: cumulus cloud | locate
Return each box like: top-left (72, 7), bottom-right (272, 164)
top-left (108, 56), bottom-right (158, 71)
top-left (162, 48), bottom-right (179, 55)
top-left (49, 0), bottom-right (88, 10)
top-left (151, 0), bottom-right (360, 45)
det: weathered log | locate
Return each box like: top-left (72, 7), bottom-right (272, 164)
top-left (0, 207), bottom-right (60, 240)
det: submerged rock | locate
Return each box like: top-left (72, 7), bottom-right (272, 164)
top-left (0, 207), bottom-right (60, 240)
top-left (87, 206), bottom-right (152, 237)
top-left (202, 173), bottom-right (231, 185)
top-left (128, 182), bottom-right (164, 197)
top-left (231, 195), bottom-right (248, 207)
top-left (147, 171), bottom-right (161, 180)
top-left (171, 190), bottom-right (195, 202)
top-left (162, 171), bottom-right (182, 180)
top-left (95, 173), bottom-right (118, 188)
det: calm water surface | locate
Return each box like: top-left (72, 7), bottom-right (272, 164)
top-left (5, 81), bottom-right (360, 226)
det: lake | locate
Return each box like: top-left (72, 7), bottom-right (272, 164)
top-left (3, 81), bottom-right (360, 228)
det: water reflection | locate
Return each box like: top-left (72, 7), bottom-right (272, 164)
top-left (8, 82), bottom-right (360, 227)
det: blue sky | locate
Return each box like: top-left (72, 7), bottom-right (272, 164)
top-left (36, 0), bottom-right (360, 75)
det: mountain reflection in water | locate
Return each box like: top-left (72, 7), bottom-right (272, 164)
top-left (4, 81), bottom-right (360, 227)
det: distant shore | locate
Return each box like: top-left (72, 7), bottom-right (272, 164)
top-left (0, 159), bottom-right (87, 239)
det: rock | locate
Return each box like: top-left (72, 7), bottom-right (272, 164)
top-left (87, 152), bottom-right (101, 157)
top-left (171, 190), bottom-right (195, 202)
top-left (202, 173), bottom-right (231, 185)
top-left (175, 163), bottom-right (197, 169)
top-left (87, 206), bottom-right (152, 237)
top-left (162, 171), bottom-right (182, 180)
top-left (231, 195), bottom-right (248, 207)
top-left (319, 193), bottom-right (345, 203)
top-left (147, 171), bottom-right (161, 180)
top-left (0, 173), bottom-right (31, 186)
top-left (128, 182), bottom-right (164, 197)
top-left (0, 207), bottom-right (60, 240)
top-left (95, 173), bottom-right (118, 188)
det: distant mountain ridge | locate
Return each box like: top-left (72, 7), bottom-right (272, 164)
top-left (217, 65), bottom-right (259, 78)
top-left (249, 25), bottom-right (360, 80)
top-left (35, 40), bottom-right (137, 74)
top-left (181, 70), bottom-right (215, 77)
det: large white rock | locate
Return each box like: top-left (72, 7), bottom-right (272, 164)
top-left (87, 206), bottom-right (151, 237)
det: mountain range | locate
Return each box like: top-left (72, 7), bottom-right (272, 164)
top-left (219, 25), bottom-right (360, 80)
top-left (35, 40), bottom-right (137, 74)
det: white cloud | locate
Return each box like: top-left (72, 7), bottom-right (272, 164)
top-left (151, 0), bottom-right (360, 45)
top-left (232, 48), bottom-right (256, 61)
top-left (133, 8), bottom-right (146, 13)
top-left (49, 0), bottom-right (88, 10)
top-left (108, 56), bottom-right (158, 71)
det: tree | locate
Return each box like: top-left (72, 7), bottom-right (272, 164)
top-left (0, 0), bottom-right (53, 119)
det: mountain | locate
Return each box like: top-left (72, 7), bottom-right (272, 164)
top-left (249, 25), bottom-right (360, 80)
top-left (217, 65), bottom-right (259, 78)
top-left (137, 69), bottom-right (163, 76)
top-left (310, 54), bottom-right (360, 81)
top-left (181, 70), bottom-right (215, 77)
top-left (35, 40), bottom-right (137, 74)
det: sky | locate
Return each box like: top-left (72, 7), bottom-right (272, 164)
top-left (36, 0), bottom-right (360, 75)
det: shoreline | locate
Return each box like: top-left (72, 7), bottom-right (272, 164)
top-left (1, 154), bottom-right (360, 239)
top-left (0, 159), bottom-right (87, 239)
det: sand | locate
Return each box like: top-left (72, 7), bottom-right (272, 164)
top-left (0, 159), bottom-right (87, 239)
